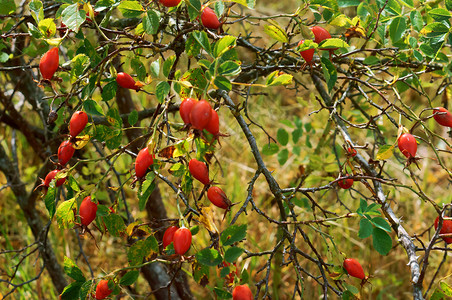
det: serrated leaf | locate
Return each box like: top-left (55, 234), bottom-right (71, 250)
top-left (372, 227), bottom-right (392, 255)
top-left (214, 76), bottom-right (231, 91)
top-left (358, 218), bottom-right (373, 239)
top-left (79, 280), bottom-right (92, 300)
top-left (156, 81), bottom-right (171, 103)
top-left (61, 3), bottom-right (86, 32)
top-left (0, 0), bottom-right (16, 15)
top-left (142, 10), bottom-right (160, 35)
top-left (213, 36), bottom-right (237, 58)
top-left (221, 224), bottom-right (247, 246)
top-left (224, 247), bottom-right (244, 263)
top-left (376, 145), bottom-right (393, 160)
top-left (163, 55), bottom-right (176, 78)
top-left (218, 61), bottom-right (241, 76)
top-left (192, 31), bottom-right (211, 55)
top-left (264, 24), bottom-right (288, 43)
top-left (120, 270), bottom-right (139, 286)
top-left (319, 38), bottom-right (349, 49)
top-left (103, 214), bottom-right (126, 237)
top-left (196, 248), bottom-right (223, 266)
top-left (371, 217), bottom-right (391, 232)
top-left (187, 0), bottom-right (201, 20)
top-left (102, 80), bottom-right (117, 102)
top-left (118, 1), bottom-right (143, 18)
top-left (64, 256), bottom-right (85, 282)
top-left (83, 99), bottom-right (104, 116)
top-left (320, 57), bottom-right (337, 92)
top-left (56, 199), bottom-right (76, 229)
top-left (60, 281), bottom-right (83, 300)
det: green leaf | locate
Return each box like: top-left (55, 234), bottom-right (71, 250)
top-left (84, 99), bottom-right (104, 116)
top-left (29, 0), bottom-right (43, 23)
top-left (221, 224), bottom-right (247, 246)
top-left (389, 16), bottom-right (406, 44)
top-left (0, 0), bottom-right (16, 15)
top-left (421, 22), bottom-right (450, 37)
top-left (60, 281), bottom-right (83, 300)
top-left (440, 282), bottom-right (452, 296)
top-left (214, 287), bottom-right (233, 299)
top-left (292, 128), bottom-right (302, 143)
top-left (337, 0), bottom-right (360, 7)
top-left (163, 55), bottom-right (176, 78)
top-left (185, 34), bottom-right (202, 57)
top-left (131, 58), bottom-right (146, 81)
top-left (233, 0), bottom-right (255, 9)
top-left (358, 218), bottom-right (373, 239)
top-left (196, 248), bottom-right (223, 266)
top-left (372, 227), bottom-right (392, 255)
top-left (214, 36), bottom-right (237, 58)
top-left (220, 266), bottom-right (230, 278)
top-left (192, 31), bottom-right (211, 55)
top-left (319, 38), bottom-right (349, 49)
top-left (138, 172), bottom-right (156, 211)
top-left (103, 214), bottom-right (126, 237)
top-left (27, 23), bottom-right (42, 39)
top-left (127, 239), bottom-right (150, 266)
top-left (146, 235), bottom-right (160, 253)
top-left (266, 70), bottom-right (293, 86)
top-left (156, 81), bottom-right (171, 103)
top-left (224, 247), bottom-right (244, 263)
top-left (447, 0), bottom-right (452, 11)
top-left (79, 280), bottom-right (93, 300)
top-left (128, 110), bottom-right (138, 126)
top-left (371, 217), bottom-right (391, 232)
top-left (262, 143), bottom-right (279, 155)
top-left (218, 61), bottom-right (241, 76)
top-left (278, 148), bottom-right (289, 165)
top-left (38, 18), bottom-right (56, 38)
top-left (363, 56), bottom-right (379, 65)
top-left (376, 144), bottom-right (394, 160)
top-left (118, 1), bottom-right (143, 18)
top-left (277, 128), bottom-right (289, 146)
top-left (320, 57), bottom-right (337, 92)
top-left (264, 24), bottom-right (288, 43)
top-left (150, 59), bottom-right (160, 78)
top-left (428, 8), bottom-right (451, 21)
top-left (214, 76), bottom-right (231, 91)
top-left (71, 54), bottom-right (90, 78)
top-left (44, 184), bottom-right (56, 218)
top-left (56, 199), bottom-right (76, 229)
top-left (187, 0), bottom-right (201, 21)
top-left (120, 270), bottom-right (140, 286)
top-left (64, 256), bottom-right (85, 282)
top-left (142, 10), bottom-right (160, 35)
top-left (61, 3), bottom-right (86, 32)
top-left (410, 11), bottom-right (423, 32)
top-left (102, 80), bottom-right (117, 102)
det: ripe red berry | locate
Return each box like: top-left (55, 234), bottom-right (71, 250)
top-left (39, 47), bottom-right (59, 80)
top-left (338, 177), bottom-right (353, 189)
top-left (173, 227), bottom-right (192, 255)
top-left (69, 111), bottom-right (88, 137)
top-left (79, 196), bottom-right (98, 226)
top-left (135, 147), bottom-right (155, 178)
top-left (343, 258), bottom-right (365, 280)
top-left (205, 108), bottom-right (220, 135)
top-left (116, 72), bottom-right (137, 90)
top-left (232, 284), bottom-right (253, 300)
top-left (201, 7), bottom-right (220, 30)
top-left (188, 158), bottom-right (210, 185)
top-left (180, 98), bottom-right (197, 125)
top-left (58, 140), bottom-right (75, 166)
top-left (44, 170), bottom-right (66, 187)
top-left (397, 133), bottom-right (417, 158)
top-left (310, 26), bottom-right (331, 45)
top-left (159, 0), bottom-right (181, 7)
top-left (207, 186), bottom-right (230, 209)
top-left (298, 40), bottom-right (315, 63)
top-left (190, 100), bottom-right (212, 131)
top-left (433, 107), bottom-right (452, 128)
top-left (347, 147), bottom-right (357, 157)
top-left (95, 279), bottom-right (112, 300)
top-left (434, 216), bottom-right (452, 244)
top-left (163, 225), bottom-right (179, 249)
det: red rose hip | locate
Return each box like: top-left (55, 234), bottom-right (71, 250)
top-left (232, 284), bottom-right (253, 300)
top-left (69, 111), bottom-right (88, 137)
top-left (173, 227), bottom-right (192, 255)
top-left (201, 7), bottom-right (220, 30)
top-left (39, 47), bottom-right (59, 80)
top-left (207, 186), bottom-right (230, 209)
top-left (338, 177), bottom-right (353, 189)
top-left (163, 225), bottom-right (179, 249)
top-left (44, 170), bottom-right (66, 187)
top-left (95, 279), bottom-right (112, 299)
top-left (188, 158), bottom-right (210, 185)
top-left (298, 40), bottom-right (315, 63)
top-left (159, 0), bottom-right (181, 7)
top-left (116, 72), bottom-right (137, 90)
top-left (397, 133), bottom-right (417, 158)
top-left (433, 107), bottom-right (452, 127)
top-left (205, 108), bottom-right (220, 135)
top-left (189, 100), bottom-right (212, 131)
top-left (434, 216), bottom-right (452, 244)
top-left (58, 140), bottom-right (75, 166)
top-left (180, 98), bottom-right (197, 125)
top-left (79, 196), bottom-right (98, 226)
top-left (343, 258), bottom-right (365, 280)
top-left (135, 147), bottom-right (155, 178)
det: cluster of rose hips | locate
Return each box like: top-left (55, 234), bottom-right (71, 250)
top-left (298, 26), bottom-right (336, 64)
top-left (159, 0), bottom-right (221, 30)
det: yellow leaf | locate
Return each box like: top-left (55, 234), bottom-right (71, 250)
top-left (376, 145), bottom-right (394, 160)
top-left (73, 135), bottom-right (90, 149)
top-left (126, 221), bottom-right (141, 236)
top-left (195, 206), bottom-right (218, 234)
